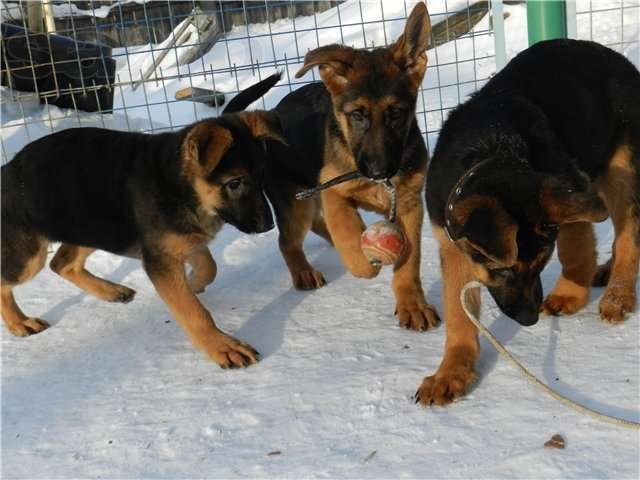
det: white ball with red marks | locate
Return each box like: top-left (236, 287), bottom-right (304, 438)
top-left (361, 220), bottom-right (406, 266)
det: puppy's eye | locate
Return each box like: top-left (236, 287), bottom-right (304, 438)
top-left (226, 179), bottom-right (242, 191)
top-left (349, 110), bottom-right (366, 123)
top-left (387, 106), bottom-right (404, 120)
top-left (491, 268), bottom-right (513, 279)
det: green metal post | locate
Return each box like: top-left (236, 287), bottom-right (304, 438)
top-left (527, 0), bottom-right (567, 46)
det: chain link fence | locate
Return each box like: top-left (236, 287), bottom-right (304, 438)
top-left (1, 1), bottom-right (638, 164)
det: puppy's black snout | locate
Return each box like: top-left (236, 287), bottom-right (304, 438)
top-left (489, 284), bottom-right (541, 327)
top-left (357, 154), bottom-right (397, 180)
top-left (514, 309), bottom-right (539, 327)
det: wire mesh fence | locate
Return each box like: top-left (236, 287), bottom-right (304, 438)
top-left (575, 0), bottom-right (639, 53)
top-left (1, 0), bottom-right (639, 165)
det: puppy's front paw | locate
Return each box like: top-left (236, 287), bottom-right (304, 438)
top-left (396, 297), bottom-right (440, 331)
top-left (347, 257), bottom-right (381, 279)
top-left (292, 269), bottom-right (326, 290)
top-left (199, 333), bottom-right (260, 369)
top-left (599, 287), bottom-right (636, 323)
top-left (542, 293), bottom-right (588, 316)
top-left (414, 366), bottom-right (475, 406)
top-left (7, 318), bottom-right (50, 337)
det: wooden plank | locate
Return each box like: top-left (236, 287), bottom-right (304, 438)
top-left (174, 86), bottom-right (225, 107)
top-left (177, 11), bottom-right (220, 66)
top-left (429, 0), bottom-right (489, 50)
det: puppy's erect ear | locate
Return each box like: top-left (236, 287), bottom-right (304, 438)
top-left (183, 122), bottom-right (233, 176)
top-left (391, 2), bottom-right (431, 86)
top-left (294, 44), bottom-right (356, 95)
top-left (539, 177), bottom-right (609, 225)
top-left (451, 195), bottom-right (519, 267)
top-left (239, 110), bottom-right (287, 145)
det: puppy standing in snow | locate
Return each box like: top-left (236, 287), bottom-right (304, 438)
top-left (1, 75), bottom-right (282, 369)
top-left (418, 39), bottom-right (640, 406)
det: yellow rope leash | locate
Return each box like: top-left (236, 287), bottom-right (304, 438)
top-left (460, 281), bottom-right (640, 430)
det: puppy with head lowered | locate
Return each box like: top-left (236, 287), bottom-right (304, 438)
top-left (255, 2), bottom-right (438, 330)
top-left (417, 39), bottom-right (640, 406)
top-left (1, 75), bottom-right (283, 369)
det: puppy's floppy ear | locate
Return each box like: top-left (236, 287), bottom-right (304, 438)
top-left (391, 1), bottom-right (431, 85)
top-left (183, 122), bottom-right (233, 176)
top-left (294, 44), bottom-right (356, 95)
top-left (451, 195), bottom-right (519, 267)
top-left (539, 177), bottom-right (609, 225)
top-left (239, 110), bottom-right (287, 145)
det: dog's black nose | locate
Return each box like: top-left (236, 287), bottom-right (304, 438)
top-left (364, 168), bottom-right (387, 180)
top-left (514, 310), bottom-right (539, 327)
top-left (357, 154), bottom-right (397, 180)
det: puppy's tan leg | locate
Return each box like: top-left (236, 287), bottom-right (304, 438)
top-left (278, 197), bottom-right (326, 290)
top-left (392, 192), bottom-right (439, 331)
top-left (599, 219), bottom-right (639, 322)
top-left (1, 236), bottom-right (49, 336)
top-left (187, 247), bottom-right (217, 294)
top-left (322, 188), bottom-right (380, 279)
top-left (311, 213), bottom-right (333, 245)
top-left (144, 253), bottom-right (258, 368)
top-left (50, 244), bottom-right (135, 303)
top-left (415, 227), bottom-right (479, 406)
top-left (543, 222), bottom-right (596, 315)
top-left (598, 143), bottom-right (639, 322)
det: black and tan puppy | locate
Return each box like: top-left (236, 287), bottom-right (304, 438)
top-left (1, 75), bottom-right (283, 369)
top-left (417, 39), bottom-right (640, 406)
top-left (257, 2), bottom-right (438, 330)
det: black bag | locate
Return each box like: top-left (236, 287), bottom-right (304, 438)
top-left (1, 23), bottom-right (116, 113)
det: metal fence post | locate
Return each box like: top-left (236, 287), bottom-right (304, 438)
top-left (527, 0), bottom-right (567, 45)
top-left (491, 0), bottom-right (507, 71)
top-left (564, 0), bottom-right (577, 39)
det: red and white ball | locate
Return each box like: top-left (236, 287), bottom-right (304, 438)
top-left (361, 220), bottom-right (406, 266)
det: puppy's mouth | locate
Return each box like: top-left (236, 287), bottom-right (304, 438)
top-left (357, 165), bottom-right (399, 181)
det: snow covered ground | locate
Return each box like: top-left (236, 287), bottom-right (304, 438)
top-left (2, 1), bottom-right (639, 478)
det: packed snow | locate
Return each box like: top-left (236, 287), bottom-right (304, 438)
top-left (1, 1), bottom-right (639, 478)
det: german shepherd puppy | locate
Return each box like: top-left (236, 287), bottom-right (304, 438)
top-left (257, 2), bottom-right (438, 330)
top-left (1, 75), bottom-right (283, 369)
top-left (417, 39), bottom-right (640, 406)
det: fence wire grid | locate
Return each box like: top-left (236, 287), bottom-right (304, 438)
top-left (1, 0), bottom-right (639, 164)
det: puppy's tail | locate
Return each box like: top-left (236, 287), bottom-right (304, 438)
top-left (223, 72), bottom-right (282, 113)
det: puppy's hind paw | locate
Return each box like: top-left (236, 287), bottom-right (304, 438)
top-left (396, 301), bottom-right (440, 331)
top-left (542, 294), bottom-right (587, 316)
top-left (112, 286), bottom-right (136, 304)
top-left (292, 269), bottom-right (326, 290)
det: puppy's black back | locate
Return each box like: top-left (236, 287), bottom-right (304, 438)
top-left (270, 82), bottom-right (329, 188)
top-left (482, 39), bottom-right (640, 175)
top-left (427, 39), bottom-right (640, 226)
top-left (2, 127), bottom-right (191, 254)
